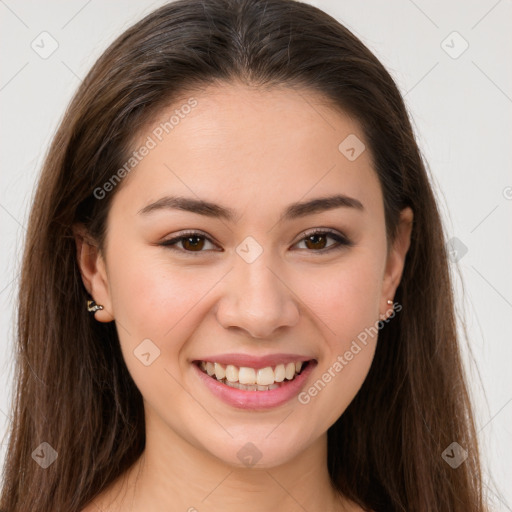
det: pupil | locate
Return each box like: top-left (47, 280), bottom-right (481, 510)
top-left (184, 236), bottom-right (204, 251)
top-left (306, 234), bottom-right (326, 250)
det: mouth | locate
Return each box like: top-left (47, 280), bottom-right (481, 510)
top-left (195, 359), bottom-right (313, 391)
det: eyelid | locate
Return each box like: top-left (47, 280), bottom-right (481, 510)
top-left (159, 227), bottom-right (352, 255)
top-left (293, 228), bottom-right (353, 254)
top-left (295, 227), bottom-right (352, 245)
top-left (159, 229), bottom-right (220, 252)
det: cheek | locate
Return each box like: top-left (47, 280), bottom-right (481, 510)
top-left (292, 251), bottom-right (384, 425)
top-left (106, 250), bottom-right (225, 411)
top-left (107, 237), bottom-right (385, 430)
top-left (299, 341), bottom-right (376, 431)
top-left (301, 250), bottom-right (384, 341)
top-left (108, 247), bottom-right (216, 342)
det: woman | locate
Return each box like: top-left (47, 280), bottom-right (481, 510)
top-left (0, 0), bottom-right (486, 510)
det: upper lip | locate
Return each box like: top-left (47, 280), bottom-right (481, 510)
top-left (193, 353), bottom-right (316, 369)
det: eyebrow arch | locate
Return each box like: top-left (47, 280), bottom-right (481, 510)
top-left (138, 194), bottom-right (364, 222)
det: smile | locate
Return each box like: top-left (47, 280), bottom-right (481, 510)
top-left (197, 360), bottom-right (309, 391)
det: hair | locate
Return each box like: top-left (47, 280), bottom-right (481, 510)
top-left (0, 0), bottom-right (485, 510)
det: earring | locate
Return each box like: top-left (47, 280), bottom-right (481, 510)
top-left (380, 299), bottom-right (395, 321)
top-left (87, 300), bottom-right (104, 313)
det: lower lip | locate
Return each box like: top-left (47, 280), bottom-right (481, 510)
top-left (192, 361), bottom-right (317, 410)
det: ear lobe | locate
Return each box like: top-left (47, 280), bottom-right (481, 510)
top-left (73, 224), bottom-right (114, 322)
top-left (380, 207), bottom-right (413, 315)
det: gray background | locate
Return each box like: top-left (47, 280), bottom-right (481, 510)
top-left (1, 0), bottom-right (511, 508)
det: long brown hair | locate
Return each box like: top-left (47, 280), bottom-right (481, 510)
top-left (0, 0), bottom-right (485, 510)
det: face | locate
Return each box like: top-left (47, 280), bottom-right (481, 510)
top-left (79, 81), bottom-right (412, 469)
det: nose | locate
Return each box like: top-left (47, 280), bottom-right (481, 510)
top-left (215, 255), bottom-right (300, 339)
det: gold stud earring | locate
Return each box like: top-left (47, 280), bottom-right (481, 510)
top-left (387, 299), bottom-right (393, 305)
top-left (87, 300), bottom-right (104, 313)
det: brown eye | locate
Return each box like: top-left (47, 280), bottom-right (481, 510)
top-left (303, 233), bottom-right (329, 250)
top-left (295, 229), bottom-right (351, 253)
top-left (160, 231), bottom-right (217, 254)
top-left (181, 235), bottom-right (206, 251)
top-left (161, 229), bottom-right (351, 256)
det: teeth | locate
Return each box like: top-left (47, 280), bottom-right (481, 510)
top-left (206, 362), bottom-right (215, 376)
top-left (274, 364), bottom-right (285, 382)
top-left (256, 367), bottom-right (275, 386)
top-left (224, 381), bottom-right (281, 391)
top-left (199, 359), bottom-right (308, 387)
top-left (238, 367), bottom-right (256, 385)
top-left (214, 362), bottom-right (226, 380)
top-left (285, 362), bottom-right (296, 380)
top-left (225, 364), bottom-right (239, 383)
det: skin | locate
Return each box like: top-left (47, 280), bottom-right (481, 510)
top-left (76, 81), bottom-right (413, 512)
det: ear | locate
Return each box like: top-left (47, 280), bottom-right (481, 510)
top-left (380, 207), bottom-right (413, 318)
top-left (73, 224), bottom-right (114, 322)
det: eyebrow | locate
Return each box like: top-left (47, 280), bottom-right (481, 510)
top-left (138, 194), bottom-right (364, 222)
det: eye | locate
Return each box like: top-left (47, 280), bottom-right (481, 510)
top-left (293, 228), bottom-right (352, 253)
top-left (160, 228), bottom-right (352, 256)
top-left (159, 230), bottom-right (218, 254)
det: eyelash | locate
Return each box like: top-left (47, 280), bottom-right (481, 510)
top-left (159, 228), bottom-right (352, 256)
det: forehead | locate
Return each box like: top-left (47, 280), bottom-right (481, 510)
top-left (110, 82), bottom-right (382, 222)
